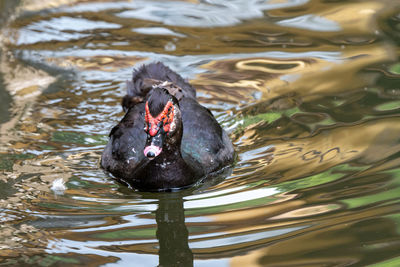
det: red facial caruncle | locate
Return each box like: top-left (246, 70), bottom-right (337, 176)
top-left (145, 100), bottom-right (174, 136)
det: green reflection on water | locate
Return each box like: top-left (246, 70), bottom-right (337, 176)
top-left (342, 169), bottom-right (400, 209)
top-left (277, 168), bottom-right (343, 192)
top-left (51, 131), bottom-right (108, 145)
top-left (375, 101), bottom-right (400, 111)
top-left (0, 254), bottom-right (80, 267)
top-left (0, 153), bottom-right (34, 171)
top-left (370, 256), bottom-right (400, 267)
top-left (1, 0), bottom-right (400, 265)
top-left (389, 63), bottom-right (400, 75)
top-left (94, 228), bottom-right (156, 240)
top-left (185, 194), bottom-right (277, 216)
top-left (186, 165), bottom-right (349, 216)
top-left (235, 107), bottom-right (299, 133)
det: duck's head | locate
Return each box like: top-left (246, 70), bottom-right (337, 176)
top-left (143, 87), bottom-right (182, 160)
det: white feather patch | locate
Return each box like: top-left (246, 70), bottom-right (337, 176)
top-left (51, 178), bottom-right (66, 194)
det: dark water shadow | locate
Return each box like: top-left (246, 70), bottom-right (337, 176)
top-left (0, 0), bottom-right (19, 125)
top-left (114, 168), bottom-right (233, 266)
top-left (123, 189), bottom-right (194, 267)
top-left (0, 0), bottom-right (20, 27)
top-left (0, 72), bottom-right (12, 125)
top-left (155, 193), bottom-right (193, 267)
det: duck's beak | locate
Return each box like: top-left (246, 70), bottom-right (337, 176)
top-left (144, 132), bottom-right (164, 160)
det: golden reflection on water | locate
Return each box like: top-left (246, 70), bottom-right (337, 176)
top-left (230, 202), bottom-right (399, 266)
top-left (267, 117), bottom-right (400, 181)
top-left (193, 44), bottom-right (394, 106)
top-left (46, 55), bottom-right (146, 72)
top-left (0, 0), bottom-right (400, 265)
top-left (236, 59), bottom-right (307, 73)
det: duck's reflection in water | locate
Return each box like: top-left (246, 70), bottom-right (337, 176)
top-left (155, 194), bottom-right (193, 267)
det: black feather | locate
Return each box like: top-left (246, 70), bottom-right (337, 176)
top-left (122, 62), bottom-right (194, 111)
top-left (101, 62), bottom-right (234, 191)
top-left (146, 88), bottom-right (171, 116)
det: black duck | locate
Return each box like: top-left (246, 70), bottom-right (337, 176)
top-left (101, 62), bottom-right (234, 191)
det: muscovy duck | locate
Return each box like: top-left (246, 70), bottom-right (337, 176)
top-left (101, 62), bottom-right (234, 191)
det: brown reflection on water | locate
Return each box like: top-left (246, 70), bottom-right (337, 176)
top-left (230, 204), bottom-right (400, 266)
top-left (270, 1), bottom-right (387, 34)
top-left (0, 0), bottom-right (400, 265)
top-left (0, 156), bottom-right (73, 256)
top-left (193, 44), bottom-right (393, 107)
top-left (9, 0), bottom-right (393, 57)
top-left (242, 116), bottom-right (400, 185)
top-left (46, 55), bottom-right (146, 72)
top-left (0, 56), bottom-right (55, 143)
top-left (192, 57), bottom-right (313, 105)
top-left (188, 167), bottom-right (400, 261)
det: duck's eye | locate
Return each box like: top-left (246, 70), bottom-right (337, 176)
top-left (163, 122), bottom-right (170, 133)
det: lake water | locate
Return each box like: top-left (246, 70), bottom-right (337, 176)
top-left (0, 0), bottom-right (400, 266)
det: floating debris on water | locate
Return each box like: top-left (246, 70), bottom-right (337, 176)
top-left (50, 178), bottom-right (66, 194)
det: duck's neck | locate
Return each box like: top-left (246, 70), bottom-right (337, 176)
top-left (137, 143), bottom-right (197, 191)
top-left (153, 143), bottom-right (185, 170)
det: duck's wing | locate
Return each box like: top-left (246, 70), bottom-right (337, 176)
top-left (101, 103), bottom-right (149, 179)
top-left (180, 98), bottom-right (235, 176)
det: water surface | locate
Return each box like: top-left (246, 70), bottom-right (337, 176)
top-left (0, 0), bottom-right (400, 266)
